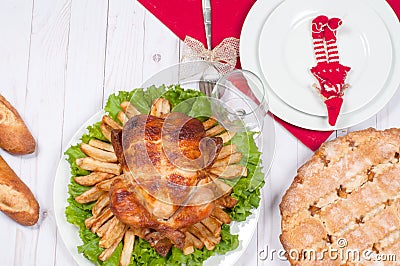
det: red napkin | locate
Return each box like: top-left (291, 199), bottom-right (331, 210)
top-left (138, 0), bottom-right (400, 151)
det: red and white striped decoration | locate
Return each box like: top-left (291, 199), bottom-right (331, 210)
top-left (326, 39), bottom-right (339, 62)
top-left (325, 18), bottom-right (342, 63)
top-left (313, 38), bottom-right (327, 63)
top-left (310, 15), bottom-right (351, 126)
top-left (311, 15), bottom-right (329, 64)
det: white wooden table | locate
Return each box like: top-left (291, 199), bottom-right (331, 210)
top-left (0, 1), bottom-right (399, 265)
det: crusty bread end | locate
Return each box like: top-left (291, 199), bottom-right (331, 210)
top-left (0, 94), bottom-right (36, 155)
top-left (0, 156), bottom-right (39, 226)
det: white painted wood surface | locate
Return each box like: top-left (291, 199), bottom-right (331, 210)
top-left (0, 1), bottom-right (399, 265)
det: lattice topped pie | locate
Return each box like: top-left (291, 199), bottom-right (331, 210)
top-left (280, 128), bottom-right (400, 265)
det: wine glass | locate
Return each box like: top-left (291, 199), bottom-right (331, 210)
top-left (211, 69), bottom-right (268, 133)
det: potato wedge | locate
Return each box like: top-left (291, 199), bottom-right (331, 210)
top-left (188, 225), bottom-right (215, 250)
top-left (217, 144), bottom-right (237, 160)
top-left (85, 207), bottom-right (112, 229)
top-left (120, 229), bottom-right (135, 266)
top-left (98, 227), bottom-right (126, 261)
top-left (150, 98), bottom-right (171, 117)
top-left (99, 217), bottom-right (118, 240)
top-left (102, 115), bottom-right (122, 130)
top-left (84, 215), bottom-right (97, 230)
top-left (210, 165), bottom-right (247, 179)
top-left (193, 223), bottom-right (220, 244)
top-left (212, 178), bottom-right (232, 196)
top-left (88, 139), bottom-right (114, 152)
top-left (182, 245), bottom-right (194, 255)
top-left (201, 216), bottom-right (222, 237)
top-left (211, 207), bottom-right (232, 224)
top-left (213, 152), bottom-right (242, 168)
top-left (96, 216), bottom-right (116, 237)
top-left (120, 101), bottom-right (140, 118)
top-left (218, 131), bottom-right (235, 143)
top-left (75, 186), bottom-right (105, 204)
top-left (184, 231), bottom-right (204, 250)
top-left (182, 233), bottom-right (194, 255)
top-left (216, 195), bottom-right (238, 209)
top-left (206, 124), bottom-right (225, 137)
top-left (100, 123), bottom-right (112, 141)
top-left (76, 157), bottom-right (121, 175)
top-left (74, 172), bottom-right (115, 187)
top-left (92, 193), bottom-right (110, 217)
top-left (100, 219), bottom-right (125, 249)
top-left (80, 143), bottom-right (117, 163)
top-left (95, 177), bottom-right (116, 192)
top-left (202, 117), bottom-right (217, 130)
top-left (117, 111), bottom-right (128, 125)
top-left (91, 208), bottom-right (113, 233)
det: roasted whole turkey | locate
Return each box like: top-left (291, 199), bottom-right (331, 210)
top-left (110, 112), bottom-right (224, 248)
top-left (76, 98), bottom-right (247, 260)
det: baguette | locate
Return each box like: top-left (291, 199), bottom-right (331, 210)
top-left (0, 95), bottom-right (36, 155)
top-left (0, 156), bottom-right (39, 225)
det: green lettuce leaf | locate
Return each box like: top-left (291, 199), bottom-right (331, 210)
top-left (162, 86), bottom-right (211, 120)
top-left (77, 237), bottom-right (102, 265)
top-left (65, 197), bottom-right (91, 228)
top-left (129, 85), bottom-right (166, 114)
top-left (105, 91), bottom-right (135, 121)
top-left (228, 131), bottom-right (265, 221)
top-left (81, 122), bottom-right (109, 143)
top-left (161, 85), bottom-right (201, 108)
top-left (103, 243), bottom-right (123, 266)
top-left (64, 144), bottom-right (90, 176)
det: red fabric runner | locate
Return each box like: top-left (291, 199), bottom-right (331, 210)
top-left (138, 0), bottom-right (400, 151)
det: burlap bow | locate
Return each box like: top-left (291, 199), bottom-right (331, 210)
top-left (182, 36), bottom-right (240, 74)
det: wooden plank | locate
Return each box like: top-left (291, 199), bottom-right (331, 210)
top-left (55, 240), bottom-right (76, 266)
top-left (377, 88), bottom-right (400, 130)
top-left (61, 0), bottom-right (108, 148)
top-left (236, 229), bottom-right (259, 265)
top-left (141, 10), bottom-right (181, 83)
top-left (348, 115), bottom-right (377, 132)
top-left (103, 0), bottom-right (145, 101)
top-left (336, 128), bottom-right (348, 138)
top-left (56, 0), bottom-right (109, 264)
top-left (297, 141), bottom-right (314, 168)
top-left (0, 0), bottom-right (34, 265)
top-left (258, 123), bottom-right (299, 265)
top-left (16, 0), bottom-right (72, 265)
top-left (104, 1), bottom-right (180, 104)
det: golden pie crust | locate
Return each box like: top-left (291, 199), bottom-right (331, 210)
top-left (280, 128), bottom-right (400, 265)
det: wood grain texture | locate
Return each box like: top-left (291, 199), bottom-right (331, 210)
top-left (103, 0), bottom-right (146, 99)
top-left (62, 0), bottom-right (109, 148)
top-left (0, 0), bottom-right (398, 265)
top-left (0, 0), bottom-right (34, 265)
top-left (19, 0), bottom-right (72, 265)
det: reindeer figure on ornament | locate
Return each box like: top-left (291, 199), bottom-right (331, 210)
top-left (310, 15), bottom-right (351, 126)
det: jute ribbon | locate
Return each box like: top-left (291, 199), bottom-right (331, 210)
top-left (181, 36), bottom-right (240, 74)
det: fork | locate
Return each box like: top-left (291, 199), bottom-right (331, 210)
top-left (199, 0), bottom-right (217, 96)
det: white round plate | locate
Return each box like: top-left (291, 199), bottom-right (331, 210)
top-left (259, 0), bottom-right (392, 116)
top-left (54, 110), bottom-right (276, 265)
top-left (240, 0), bottom-right (400, 130)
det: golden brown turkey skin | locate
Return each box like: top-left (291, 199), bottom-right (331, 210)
top-left (114, 113), bottom-right (222, 220)
top-left (109, 175), bottom-right (216, 249)
top-left (109, 177), bottom-right (187, 248)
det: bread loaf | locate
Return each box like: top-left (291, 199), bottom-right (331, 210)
top-left (0, 156), bottom-right (39, 226)
top-left (0, 95), bottom-right (35, 155)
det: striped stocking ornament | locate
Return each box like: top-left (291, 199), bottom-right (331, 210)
top-left (325, 18), bottom-right (342, 63)
top-left (311, 15), bottom-right (329, 64)
top-left (310, 16), bottom-right (351, 126)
